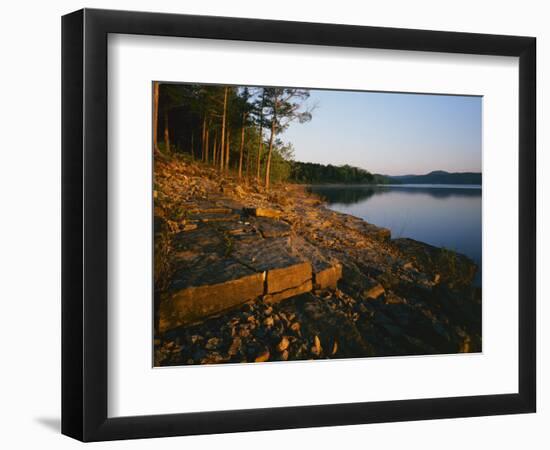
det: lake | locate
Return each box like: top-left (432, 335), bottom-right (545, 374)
top-left (309, 184), bottom-right (482, 285)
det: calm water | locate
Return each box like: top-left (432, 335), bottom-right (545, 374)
top-left (309, 184), bottom-right (482, 285)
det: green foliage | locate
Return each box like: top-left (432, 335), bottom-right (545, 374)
top-left (290, 161), bottom-right (383, 184)
top-left (156, 82), bottom-right (385, 186)
top-left (267, 143), bottom-right (294, 183)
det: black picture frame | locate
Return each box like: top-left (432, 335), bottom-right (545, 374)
top-left (62, 8), bottom-right (536, 442)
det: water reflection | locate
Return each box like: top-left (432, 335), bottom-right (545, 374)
top-left (309, 184), bottom-right (482, 286)
top-left (310, 184), bottom-right (481, 205)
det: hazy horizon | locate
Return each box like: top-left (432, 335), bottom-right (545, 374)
top-left (283, 89), bottom-right (482, 176)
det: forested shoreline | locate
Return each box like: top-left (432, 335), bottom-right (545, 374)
top-left (153, 83), bottom-right (482, 366)
top-left (153, 82), bottom-right (313, 189)
top-left (153, 82), bottom-right (480, 187)
top-left (290, 161), bottom-right (388, 184)
top-left (153, 82), bottom-right (391, 188)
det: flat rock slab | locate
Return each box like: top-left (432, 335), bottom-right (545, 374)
top-left (215, 199), bottom-right (246, 211)
top-left (252, 217), bottom-right (291, 238)
top-left (244, 207), bottom-right (282, 219)
top-left (190, 207), bottom-right (234, 215)
top-left (172, 227), bottom-right (225, 256)
top-left (170, 255), bottom-right (255, 290)
top-left (343, 215), bottom-right (391, 241)
top-left (159, 270), bottom-right (265, 332)
top-left (213, 221), bottom-right (258, 238)
top-left (158, 196), bottom-right (344, 333)
top-left (362, 223), bottom-right (391, 241)
top-left (364, 283), bottom-right (385, 300)
top-left (264, 279), bottom-right (312, 304)
top-left (188, 213), bottom-right (241, 223)
top-left (232, 237), bottom-right (301, 272)
top-left (289, 236), bottom-right (342, 289)
top-left (266, 261), bottom-right (312, 294)
top-left (314, 263), bottom-right (343, 290)
top-left (184, 200), bottom-right (232, 213)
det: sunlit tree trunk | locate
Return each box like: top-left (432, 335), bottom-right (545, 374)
top-left (212, 131), bottom-right (217, 167)
top-left (264, 117), bottom-right (276, 190)
top-left (152, 82), bottom-right (159, 153)
top-left (219, 87), bottom-right (228, 172)
top-left (204, 127), bottom-right (209, 164)
top-left (245, 144), bottom-right (251, 180)
top-left (164, 110), bottom-right (170, 153)
top-left (238, 113), bottom-right (246, 179)
top-left (201, 116), bottom-right (206, 161)
top-left (256, 91), bottom-right (265, 182)
top-left (225, 129), bottom-right (231, 171)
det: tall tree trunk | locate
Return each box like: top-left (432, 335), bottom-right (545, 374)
top-left (225, 129), bottom-right (230, 171)
top-left (152, 82), bottom-right (159, 153)
top-left (201, 116), bottom-right (206, 161)
top-left (245, 142), bottom-right (251, 180)
top-left (264, 118), bottom-right (276, 190)
top-left (212, 132), bottom-right (217, 167)
top-left (256, 91), bottom-right (265, 181)
top-left (204, 127), bottom-right (209, 164)
top-left (163, 110), bottom-right (170, 153)
top-left (219, 87), bottom-right (229, 172)
top-left (238, 113), bottom-right (246, 179)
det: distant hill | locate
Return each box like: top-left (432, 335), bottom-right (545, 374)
top-left (386, 170), bottom-right (481, 185)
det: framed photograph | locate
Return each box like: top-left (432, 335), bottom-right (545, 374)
top-left (62, 8), bottom-right (536, 441)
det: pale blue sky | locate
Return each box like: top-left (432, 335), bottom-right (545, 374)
top-left (283, 90), bottom-right (482, 176)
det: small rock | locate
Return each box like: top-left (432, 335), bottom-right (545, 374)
top-left (364, 284), bottom-right (385, 300)
top-left (190, 335), bottom-right (202, 344)
top-left (245, 207), bottom-right (282, 219)
top-left (277, 336), bottom-right (290, 352)
top-left (235, 185), bottom-right (246, 198)
top-left (255, 350), bottom-right (270, 363)
top-left (311, 335), bottom-right (322, 355)
top-left (205, 337), bottom-right (221, 350)
top-left (228, 337), bottom-right (241, 356)
top-left (201, 352), bottom-right (226, 364)
top-left (239, 328), bottom-right (250, 338)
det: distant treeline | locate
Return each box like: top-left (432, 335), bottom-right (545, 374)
top-left (289, 161), bottom-right (389, 184)
top-left (289, 165), bottom-right (482, 186)
top-left (387, 170), bottom-right (482, 185)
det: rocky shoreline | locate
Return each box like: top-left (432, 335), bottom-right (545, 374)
top-left (154, 154), bottom-right (481, 366)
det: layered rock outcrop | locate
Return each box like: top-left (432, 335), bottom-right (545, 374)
top-left (153, 155), bottom-right (480, 366)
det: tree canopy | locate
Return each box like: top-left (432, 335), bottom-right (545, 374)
top-left (154, 83), bottom-right (312, 188)
top-left (154, 82), bottom-right (384, 187)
